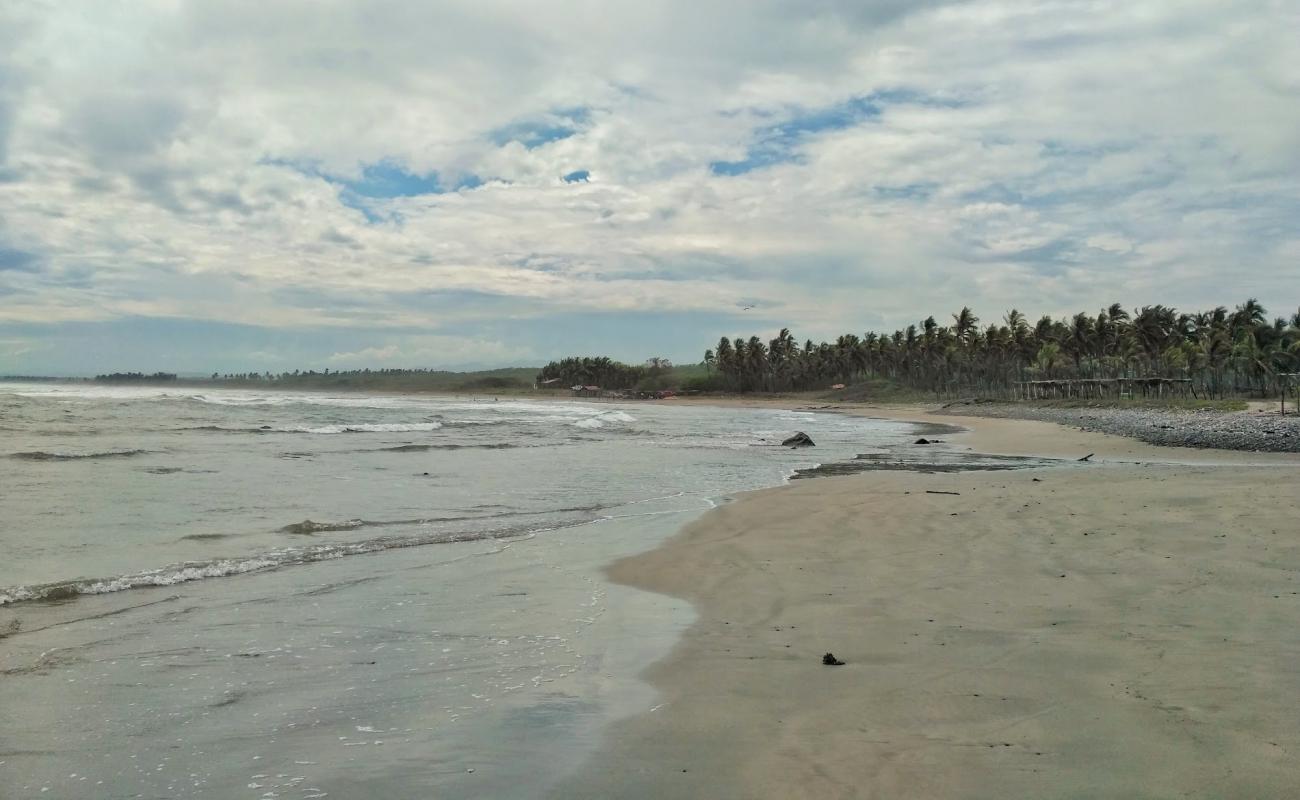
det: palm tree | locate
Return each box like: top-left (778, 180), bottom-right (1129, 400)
top-left (1066, 312), bottom-right (1093, 376)
top-left (746, 336), bottom-right (768, 391)
top-left (1199, 330), bottom-right (1232, 397)
top-left (714, 337), bottom-right (734, 387)
top-left (1132, 305), bottom-right (1177, 374)
top-left (952, 307), bottom-right (980, 347)
top-left (1233, 332), bottom-right (1271, 396)
top-left (1231, 299), bottom-right (1267, 338)
top-left (1034, 342), bottom-right (1061, 379)
top-left (532, 296), bottom-right (1284, 399)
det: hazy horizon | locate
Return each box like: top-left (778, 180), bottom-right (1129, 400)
top-left (2, 2), bottom-right (1297, 374)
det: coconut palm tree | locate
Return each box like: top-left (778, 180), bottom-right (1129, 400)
top-left (952, 307), bottom-right (979, 348)
top-left (1034, 342), bottom-right (1061, 379)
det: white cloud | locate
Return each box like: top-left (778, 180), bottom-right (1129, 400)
top-left (327, 337), bottom-right (534, 369)
top-left (327, 345), bottom-right (400, 364)
top-left (1, 0), bottom-right (1297, 370)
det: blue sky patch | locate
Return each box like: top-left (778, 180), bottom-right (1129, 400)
top-left (562, 170), bottom-right (590, 183)
top-left (489, 107), bottom-right (591, 149)
top-left (711, 95), bottom-right (882, 175)
top-left (711, 89), bottom-right (963, 176)
top-left (0, 246), bottom-right (40, 272)
top-left (268, 158), bottom-right (484, 224)
top-left (342, 161), bottom-right (442, 198)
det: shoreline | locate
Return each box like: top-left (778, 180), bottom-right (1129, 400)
top-left (19, 377), bottom-right (1293, 454)
top-left (556, 407), bottom-right (1300, 798)
top-left (669, 394), bottom-right (1300, 457)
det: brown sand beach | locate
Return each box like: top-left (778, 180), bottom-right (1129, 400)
top-left (557, 406), bottom-right (1300, 799)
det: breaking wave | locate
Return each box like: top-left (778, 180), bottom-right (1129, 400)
top-left (182, 394), bottom-right (432, 410)
top-left (181, 422), bottom-right (443, 434)
top-left (571, 411), bottom-right (637, 429)
top-left (279, 519), bottom-right (366, 534)
top-left (0, 511), bottom-right (607, 606)
top-left (11, 449), bottom-right (146, 461)
top-left (291, 422), bottom-right (444, 434)
top-left (277, 504), bottom-right (608, 536)
top-left (374, 442), bottom-right (522, 452)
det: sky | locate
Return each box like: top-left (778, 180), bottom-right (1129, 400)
top-left (1, 1), bottom-right (1297, 375)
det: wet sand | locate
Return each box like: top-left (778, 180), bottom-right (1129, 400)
top-left (557, 409), bottom-right (1300, 799)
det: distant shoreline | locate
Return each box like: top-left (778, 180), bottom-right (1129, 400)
top-left (8, 376), bottom-right (1297, 453)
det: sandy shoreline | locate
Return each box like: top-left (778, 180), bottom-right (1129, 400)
top-left (556, 405), bottom-right (1300, 799)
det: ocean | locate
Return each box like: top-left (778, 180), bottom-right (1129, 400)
top-left (0, 383), bottom-right (927, 798)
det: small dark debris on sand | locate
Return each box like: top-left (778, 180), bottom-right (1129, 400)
top-left (822, 652), bottom-right (845, 666)
top-left (926, 490), bottom-right (961, 496)
top-left (914, 437), bottom-right (945, 445)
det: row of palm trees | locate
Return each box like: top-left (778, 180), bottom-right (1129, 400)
top-left (704, 300), bottom-right (1300, 399)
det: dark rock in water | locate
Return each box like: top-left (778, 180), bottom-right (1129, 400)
top-left (822, 652), bottom-right (845, 666)
top-left (915, 437), bottom-right (941, 445)
top-left (782, 432), bottom-right (815, 448)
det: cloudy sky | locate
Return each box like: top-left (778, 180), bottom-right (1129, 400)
top-left (1, 1), bottom-right (1297, 374)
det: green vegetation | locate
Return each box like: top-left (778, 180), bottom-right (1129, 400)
top-left (141, 367), bottom-right (542, 393)
top-left (820, 377), bottom-right (945, 404)
top-left (0, 375), bottom-right (79, 383)
top-left (75, 299), bottom-right (1299, 407)
top-left (535, 357), bottom-right (696, 392)
top-left (704, 300), bottom-right (1300, 400)
top-left (95, 372), bottom-right (179, 382)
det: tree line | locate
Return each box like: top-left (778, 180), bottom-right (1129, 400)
top-left (204, 367), bottom-right (537, 391)
top-left (703, 300), bottom-right (1300, 399)
top-left (94, 372), bottom-right (178, 382)
top-left (535, 356), bottom-right (676, 390)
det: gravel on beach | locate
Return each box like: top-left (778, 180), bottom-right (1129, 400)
top-left (940, 403), bottom-right (1300, 453)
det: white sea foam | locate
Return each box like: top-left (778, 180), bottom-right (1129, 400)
top-left (571, 410), bottom-right (636, 429)
top-left (597, 411), bottom-right (636, 423)
top-left (190, 393), bottom-right (437, 411)
top-left (0, 556), bottom-right (283, 605)
top-left (185, 422), bottom-right (444, 434)
top-left (0, 509), bottom-right (605, 606)
top-left (288, 422), bottom-right (443, 434)
top-left (11, 448), bottom-right (146, 461)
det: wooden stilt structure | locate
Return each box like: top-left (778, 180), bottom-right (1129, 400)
top-left (1015, 378), bottom-right (1194, 401)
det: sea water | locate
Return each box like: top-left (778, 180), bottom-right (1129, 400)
top-left (0, 383), bottom-right (927, 798)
